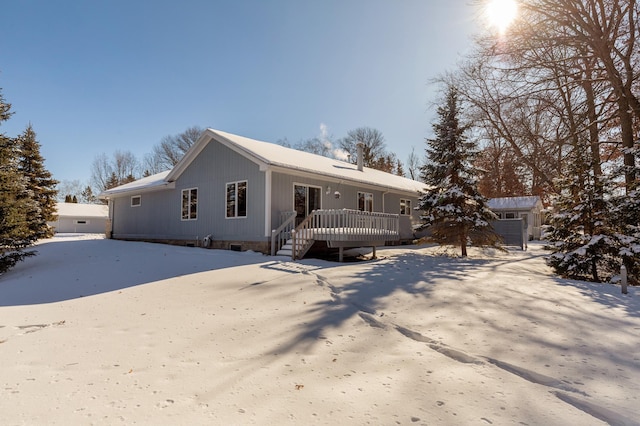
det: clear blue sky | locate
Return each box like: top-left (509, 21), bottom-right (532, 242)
top-left (2, 0), bottom-right (480, 185)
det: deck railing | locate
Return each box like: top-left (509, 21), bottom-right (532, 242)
top-left (291, 209), bottom-right (399, 259)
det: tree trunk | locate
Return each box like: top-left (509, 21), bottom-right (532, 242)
top-left (460, 233), bottom-right (468, 257)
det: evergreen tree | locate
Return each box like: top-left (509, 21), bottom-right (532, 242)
top-left (610, 146), bottom-right (640, 285)
top-left (545, 148), bottom-right (619, 282)
top-left (72, 195), bottom-right (78, 203)
top-left (395, 159), bottom-right (405, 177)
top-left (0, 91), bottom-right (37, 273)
top-left (105, 172), bottom-right (120, 190)
top-left (65, 194), bottom-right (72, 203)
top-left (80, 185), bottom-right (97, 204)
top-left (16, 124), bottom-right (58, 238)
top-left (417, 85), bottom-right (500, 257)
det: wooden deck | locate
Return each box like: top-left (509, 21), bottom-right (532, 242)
top-left (272, 209), bottom-right (400, 261)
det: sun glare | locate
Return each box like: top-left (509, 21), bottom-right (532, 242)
top-left (486, 0), bottom-right (518, 35)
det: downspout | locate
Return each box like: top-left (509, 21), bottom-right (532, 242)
top-left (107, 199), bottom-right (114, 238)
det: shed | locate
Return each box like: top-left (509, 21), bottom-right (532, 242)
top-left (487, 196), bottom-right (544, 240)
top-left (50, 202), bottom-right (109, 234)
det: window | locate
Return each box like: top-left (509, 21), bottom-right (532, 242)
top-left (181, 188), bottom-right (198, 220)
top-left (226, 181), bottom-right (247, 218)
top-left (131, 195), bottom-right (141, 207)
top-left (400, 199), bottom-right (412, 215)
top-left (505, 212), bottom-right (516, 219)
top-left (294, 184), bottom-right (321, 220)
top-left (358, 192), bottom-right (373, 212)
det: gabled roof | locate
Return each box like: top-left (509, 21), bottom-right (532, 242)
top-left (99, 171), bottom-right (174, 198)
top-left (101, 129), bottom-right (426, 198)
top-left (55, 202), bottom-right (109, 218)
top-left (487, 196), bottom-right (542, 210)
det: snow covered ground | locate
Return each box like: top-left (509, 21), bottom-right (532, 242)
top-left (1, 234), bottom-right (639, 425)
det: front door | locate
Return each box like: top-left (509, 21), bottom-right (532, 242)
top-left (294, 184), bottom-right (321, 224)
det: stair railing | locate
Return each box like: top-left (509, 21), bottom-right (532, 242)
top-left (291, 211), bottom-right (317, 260)
top-left (270, 211), bottom-right (297, 256)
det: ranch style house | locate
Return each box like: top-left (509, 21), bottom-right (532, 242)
top-left (100, 129), bottom-right (426, 260)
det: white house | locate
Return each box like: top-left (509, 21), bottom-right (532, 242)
top-left (49, 203), bottom-right (109, 234)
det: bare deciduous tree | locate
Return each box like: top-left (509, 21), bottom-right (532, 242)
top-left (338, 127), bottom-right (388, 167)
top-left (149, 126), bottom-right (204, 171)
top-left (406, 146), bottom-right (421, 180)
top-left (91, 150), bottom-right (140, 192)
top-left (56, 179), bottom-right (85, 202)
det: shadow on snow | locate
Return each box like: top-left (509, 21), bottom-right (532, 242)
top-left (0, 237), bottom-right (267, 306)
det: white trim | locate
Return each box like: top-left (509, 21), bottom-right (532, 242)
top-left (264, 169), bottom-right (272, 237)
top-left (181, 187), bottom-right (198, 221)
top-left (268, 164), bottom-right (420, 196)
top-left (357, 191), bottom-right (374, 212)
top-left (400, 198), bottom-right (412, 215)
top-left (293, 182), bottom-right (323, 216)
top-left (225, 180), bottom-right (248, 219)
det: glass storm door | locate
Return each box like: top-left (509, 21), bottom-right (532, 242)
top-left (294, 184), bottom-right (321, 223)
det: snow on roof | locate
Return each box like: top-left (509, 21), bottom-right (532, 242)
top-left (101, 129), bottom-right (426, 197)
top-left (214, 129), bottom-right (426, 192)
top-left (55, 202), bottom-right (109, 218)
top-left (487, 196), bottom-right (542, 210)
top-left (99, 170), bottom-right (171, 198)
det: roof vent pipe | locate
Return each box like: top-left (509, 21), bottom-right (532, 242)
top-left (356, 142), bottom-right (364, 172)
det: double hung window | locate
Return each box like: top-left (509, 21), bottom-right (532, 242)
top-left (400, 199), bottom-right (411, 215)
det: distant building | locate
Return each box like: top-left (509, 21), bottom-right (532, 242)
top-left (487, 196), bottom-right (544, 240)
top-left (49, 202), bottom-right (109, 234)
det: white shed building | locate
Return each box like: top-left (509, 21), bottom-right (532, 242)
top-left (49, 203), bottom-right (109, 234)
top-left (487, 196), bottom-right (544, 240)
